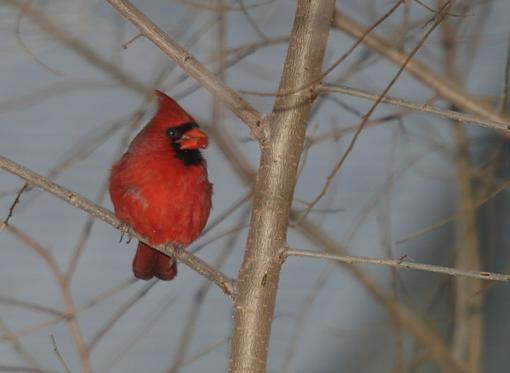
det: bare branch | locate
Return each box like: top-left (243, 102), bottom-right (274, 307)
top-left (332, 8), bottom-right (510, 133)
top-left (0, 296), bottom-right (65, 317)
top-left (295, 218), bottom-right (468, 373)
top-left (5, 225), bottom-right (90, 372)
top-left (15, 0), bottom-right (64, 76)
top-left (286, 249), bottom-right (510, 283)
top-left (1, 183), bottom-right (28, 228)
top-left (50, 335), bottom-right (71, 373)
top-left (104, 0), bottom-right (266, 141)
top-left (0, 154), bottom-right (236, 297)
top-left (319, 83), bottom-right (510, 132)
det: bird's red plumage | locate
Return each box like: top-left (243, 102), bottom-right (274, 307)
top-left (109, 91), bottom-right (212, 280)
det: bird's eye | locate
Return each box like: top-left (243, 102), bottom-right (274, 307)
top-left (166, 128), bottom-right (178, 139)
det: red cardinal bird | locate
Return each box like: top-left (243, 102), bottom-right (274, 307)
top-left (109, 90), bottom-right (212, 280)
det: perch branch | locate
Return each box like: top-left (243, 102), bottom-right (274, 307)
top-left (0, 154), bottom-right (236, 297)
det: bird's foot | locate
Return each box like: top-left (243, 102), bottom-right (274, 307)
top-left (118, 223), bottom-right (133, 243)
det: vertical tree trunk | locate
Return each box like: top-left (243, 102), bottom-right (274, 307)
top-left (229, 1), bottom-right (335, 372)
top-left (439, 15), bottom-right (484, 372)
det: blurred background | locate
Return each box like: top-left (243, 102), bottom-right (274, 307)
top-left (1, 0), bottom-right (510, 372)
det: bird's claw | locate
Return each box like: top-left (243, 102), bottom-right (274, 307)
top-left (118, 223), bottom-right (133, 244)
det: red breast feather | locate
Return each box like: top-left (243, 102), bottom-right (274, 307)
top-left (110, 150), bottom-right (212, 247)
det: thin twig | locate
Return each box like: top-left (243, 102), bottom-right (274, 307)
top-left (15, 0), bottom-right (64, 76)
top-left (236, 0), bottom-right (268, 41)
top-left (176, 0), bottom-right (274, 12)
top-left (0, 366), bottom-right (54, 373)
top-left (75, 278), bottom-right (136, 313)
top-left (0, 296), bottom-right (65, 317)
top-left (286, 249), bottom-right (510, 283)
top-left (2, 183), bottom-right (28, 228)
top-left (319, 83), bottom-right (510, 132)
top-left (396, 177), bottom-right (510, 245)
top-left (50, 335), bottom-right (71, 373)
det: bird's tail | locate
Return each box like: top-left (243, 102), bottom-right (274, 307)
top-left (132, 242), bottom-right (177, 281)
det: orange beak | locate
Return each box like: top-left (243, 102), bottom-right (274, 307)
top-left (178, 127), bottom-right (209, 150)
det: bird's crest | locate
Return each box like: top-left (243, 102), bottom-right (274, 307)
top-left (154, 90), bottom-right (194, 126)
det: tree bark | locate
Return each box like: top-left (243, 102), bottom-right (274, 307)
top-left (229, 1), bottom-right (335, 372)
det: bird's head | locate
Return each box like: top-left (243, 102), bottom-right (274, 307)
top-left (153, 90), bottom-right (209, 151)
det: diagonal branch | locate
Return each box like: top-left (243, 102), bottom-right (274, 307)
top-left (332, 9), bottom-right (510, 132)
top-left (0, 154), bottom-right (236, 298)
top-left (104, 0), bottom-right (266, 141)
